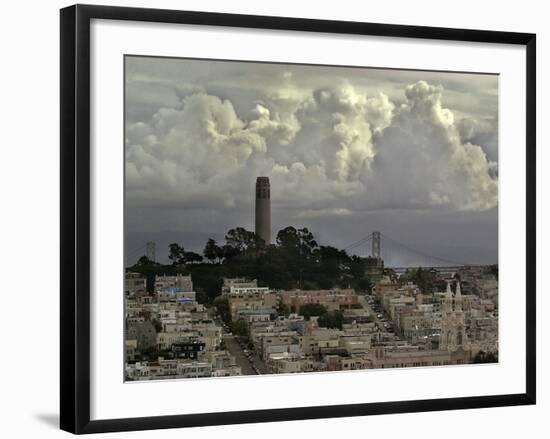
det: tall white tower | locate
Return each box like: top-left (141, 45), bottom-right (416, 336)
top-left (255, 177), bottom-right (271, 245)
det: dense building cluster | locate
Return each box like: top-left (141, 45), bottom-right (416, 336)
top-left (125, 265), bottom-right (498, 380)
top-left (125, 273), bottom-right (242, 380)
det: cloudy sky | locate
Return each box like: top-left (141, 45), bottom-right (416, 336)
top-left (125, 56), bottom-right (498, 266)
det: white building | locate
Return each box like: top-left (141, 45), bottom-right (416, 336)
top-left (155, 274), bottom-right (193, 292)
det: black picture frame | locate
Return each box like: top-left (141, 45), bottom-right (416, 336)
top-left (60, 4), bottom-right (536, 434)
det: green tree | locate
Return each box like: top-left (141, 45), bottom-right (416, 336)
top-left (473, 351), bottom-right (498, 363)
top-left (316, 275), bottom-right (335, 289)
top-left (383, 267), bottom-right (398, 282)
top-left (187, 264), bottom-right (223, 301)
top-left (182, 251), bottom-right (203, 264)
top-left (317, 245), bottom-right (349, 278)
top-left (136, 255), bottom-right (152, 266)
top-left (225, 227), bottom-right (263, 254)
top-left (194, 290), bottom-right (209, 305)
top-left (408, 267), bottom-right (435, 294)
top-left (168, 243), bottom-right (184, 266)
top-left (299, 303), bottom-right (328, 320)
top-left (221, 244), bottom-right (240, 261)
top-left (349, 255), bottom-right (365, 281)
top-left (253, 245), bottom-right (295, 289)
top-left (231, 319), bottom-right (249, 337)
top-left (213, 296), bottom-right (231, 325)
top-left (296, 227), bottom-right (318, 257)
top-left (276, 301), bottom-right (291, 317)
top-left (203, 238), bottom-right (223, 263)
top-left (277, 227), bottom-right (318, 259)
top-left (318, 310), bottom-right (344, 330)
top-left (151, 318), bottom-right (162, 333)
top-left (355, 277), bottom-right (373, 293)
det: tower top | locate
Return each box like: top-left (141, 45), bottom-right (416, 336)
top-left (256, 176), bottom-right (270, 185)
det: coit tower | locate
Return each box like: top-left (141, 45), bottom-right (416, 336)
top-left (255, 177), bottom-right (271, 245)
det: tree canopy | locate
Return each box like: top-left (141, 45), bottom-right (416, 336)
top-left (127, 226), bottom-right (373, 303)
top-left (473, 351), bottom-right (498, 363)
top-left (299, 303), bottom-right (327, 320)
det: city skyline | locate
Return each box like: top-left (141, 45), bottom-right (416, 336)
top-left (124, 56), bottom-right (499, 382)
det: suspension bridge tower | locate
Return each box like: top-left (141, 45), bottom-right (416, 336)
top-left (146, 241), bottom-right (156, 262)
top-left (366, 231), bottom-right (384, 280)
top-left (372, 231), bottom-right (381, 259)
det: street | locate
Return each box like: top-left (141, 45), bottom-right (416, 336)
top-left (246, 345), bottom-right (269, 374)
top-left (212, 308), bottom-right (270, 376)
top-left (223, 334), bottom-right (258, 375)
top-left (358, 294), bottom-right (392, 334)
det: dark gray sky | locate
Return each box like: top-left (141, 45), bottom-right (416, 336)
top-left (125, 56), bottom-right (498, 266)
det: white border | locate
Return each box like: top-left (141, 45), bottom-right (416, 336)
top-left (90, 19), bottom-right (526, 421)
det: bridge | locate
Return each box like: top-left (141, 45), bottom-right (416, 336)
top-left (126, 231), bottom-right (471, 270)
top-left (342, 231), bottom-right (468, 270)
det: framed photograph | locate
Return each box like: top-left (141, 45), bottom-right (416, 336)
top-left (60, 4), bottom-right (536, 434)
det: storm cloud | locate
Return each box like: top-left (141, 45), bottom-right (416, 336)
top-left (125, 56), bottom-right (498, 265)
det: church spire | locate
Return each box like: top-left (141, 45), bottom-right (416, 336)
top-left (443, 281), bottom-right (453, 313)
top-left (455, 281), bottom-right (462, 312)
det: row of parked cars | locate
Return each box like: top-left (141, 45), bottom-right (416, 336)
top-left (239, 340), bottom-right (257, 362)
top-left (214, 314), bottom-right (233, 335)
top-left (239, 340), bottom-right (262, 374)
top-left (366, 295), bottom-right (395, 333)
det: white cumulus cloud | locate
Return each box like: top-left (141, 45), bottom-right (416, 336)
top-left (367, 81), bottom-right (497, 210)
top-left (125, 76), bottom-right (497, 217)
